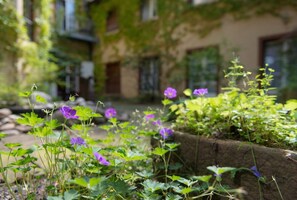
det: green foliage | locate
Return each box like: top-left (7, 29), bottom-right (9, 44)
top-left (173, 59), bottom-right (297, 149)
top-left (0, 0), bottom-right (56, 106)
top-left (0, 87), bottom-right (247, 199)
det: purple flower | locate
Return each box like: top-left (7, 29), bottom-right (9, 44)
top-left (159, 127), bottom-right (173, 139)
top-left (250, 166), bottom-right (261, 178)
top-left (164, 87), bottom-right (177, 99)
top-left (193, 88), bottom-right (208, 96)
top-left (145, 114), bottom-right (155, 121)
top-left (105, 108), bottom-right (117, 119)
top-left (152, 120), bottom-right (162, 126)
top-left (94, 152), bottom-right (110, 166)
top-left (70, 137), bottom-right (86, 146)
top-left (60, 106), bottom-right (79, 119)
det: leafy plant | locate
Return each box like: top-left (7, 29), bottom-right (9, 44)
top-left (171, 59), bottom-right (297, 149)
top-left (0, 84), bottom-right (248, 199)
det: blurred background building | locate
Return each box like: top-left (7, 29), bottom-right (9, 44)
top-left (0, 0), bottom-right (297, 105)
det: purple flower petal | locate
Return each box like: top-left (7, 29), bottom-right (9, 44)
top-left (193, 88), bottom-right (208, 96)
top-left (250, 166), bottom-right (261, 178)
top-left (70, 137), bottom-right (86, 146)
top-left (152, 120), bottom-right (161, 126)
top-left (164, 87), bottom-right (177, 99)
top-left (159, 127), bottom-right (173, 139)
top-left (145, 114), bottom-right (155, 121)
top-left (60, 106), bottom-right (79, 119)
top-left (105, 108), bottom-right (117, 119)
top-left (94, 152), bottom-right (110, 166)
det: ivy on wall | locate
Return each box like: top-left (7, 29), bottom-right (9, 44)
top-left (90, 0), bottom-right (297, 94)
top-left (0, 0), bottom-right (56, 105)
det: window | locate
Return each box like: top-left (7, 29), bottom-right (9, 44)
top-left (106, 10), bottom-right (118, 32)
top-left (141, 0), bottom-right (157, 21)
top-left (56, 0), bottom-right (78, 32)
top-left (262, 36), bottom-right (297, 98)
top-left (139, 57), bottom-right (160, 96)
top-left (187, 47), bottom-right (219, 96)
top-left (188, 0), bottom-right (216, 6)
top-left (23, 0), bottom-right (34, 40)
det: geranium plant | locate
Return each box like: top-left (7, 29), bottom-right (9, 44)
top-left (0, 82), bottom-right (260, 199)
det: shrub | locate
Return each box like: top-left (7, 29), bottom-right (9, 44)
top-left (170, 59), bottom-right (297, 149)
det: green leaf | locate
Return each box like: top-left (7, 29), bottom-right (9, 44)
top-left (5, 143), bottom-right (22, 149)
top-left (167, 175), bottom-right (181, 181)
top-left (142, 179), bottom-right (166, 193)
top-left (165, 143), bottom-right (180, 150)
top-left (64, 190), bottom-right (80, 200)
top-left (183, 88), bottom-right (192, 97)
top-left (19, 91), bottom-right (32, 98)
top-left (285, 99), bottom-right (297, 110)
top-left (162, 99), bottom-right (173, 106)
top-left (45, 119), bottom-right (60, 129)
top-left (136, 171), bottom-right (154, 178)
top-left (11, 148), bottom-right (34, 157)
top-left (181, 187), bottom-right (192, 195)
top-left (70, 177), bottom-right (88, 188)
top-left (169, 104), bottom-right (179, 112)
top-left (36, 95), bottom-right (47, 104)
top-left (9, 156), bottom-right (37, 166)
top-left (177, 177), bottom-right (196, 187)
top-left (152, 147), bottom-right (168, 156)
top-left (166, 193), bottom-right (183, 200)
top-left (69, 95), bottom-right (76, 102)
top-left (47, 196), bottom-right (63, 200)
top-left (207, 166), bottom-right (236, 176)
top-left (192, 175), bottom-right (212, 183)
top-left (89, 177), bottom-right (102, 188)
top-left (0, 132), bottom-right (6, 140)
top-left (124, 151), bottom-right (147, 161)
top-left (109, 117), bottom-right (117, 125)
top-left (31, 126), bottom-right (53, 137)
top-left (74, 106), bottom-right (101, 121)
top-left (16, 112), bottom-right (44, 127)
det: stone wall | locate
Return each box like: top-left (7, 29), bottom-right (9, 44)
top-left (170, 132), bottom-right (297, 200)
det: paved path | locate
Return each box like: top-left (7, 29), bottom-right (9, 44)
top-left (0, 101), bottom-right (161, 149)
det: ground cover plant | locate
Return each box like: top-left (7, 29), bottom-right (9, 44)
top-left (0, 85), bottom-right (260, 199)
top-left (170, 58), bottom-right (297, 150)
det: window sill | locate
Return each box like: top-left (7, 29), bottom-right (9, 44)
top-left (141, 16), bottom-right (159, 23)
top-left (105, 29), bottom-right (119, 35)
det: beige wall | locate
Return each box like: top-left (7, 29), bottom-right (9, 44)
top-left (99, 7), bottom-right (297, 98)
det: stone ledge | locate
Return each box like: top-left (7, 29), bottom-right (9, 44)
top-left (171, 131), bottom-right (297, 200)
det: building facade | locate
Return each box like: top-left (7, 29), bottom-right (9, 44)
top-left (90, 0), bottom-right (297, 101)
top-left (0, 0), bottom-right (97, 104)
top-left (53, 0), bottom-right (97, 100)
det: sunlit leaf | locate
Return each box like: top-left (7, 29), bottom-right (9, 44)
top-left (192, 175), bottom-right (212, 183)
top-left (152, 147), bottom-right (168, 156)
top-left (36, 95), bottom-right (47, 104)
top-left (63, 190), bottom-right (80, 200)
top-left (183, 88), bottom-right (192, 97)
top-left (162, 99), bottom-right (173, 106)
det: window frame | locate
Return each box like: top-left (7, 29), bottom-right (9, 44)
top-left (186, 46), bottom-right (220, 96)
top-left (259, 33), bottom-right (297, 97)
top-left (140, 0), bottom-right (158, 22)
top-left (106, 9), bottom-right (119, 33)
top-left (188, 0), bottom-right (217, 6)
top-left (138, 56), bottom-right (160, 96)
top-left (56, 0), bottom-right (78, 32)
top-left (23, 0), bottom-right (34, 40)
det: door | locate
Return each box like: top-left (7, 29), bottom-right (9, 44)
top-left (105, 62), bottom-right (121, 94)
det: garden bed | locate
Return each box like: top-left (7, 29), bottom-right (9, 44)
top-left (171, 131), bottom-right (297, 199)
